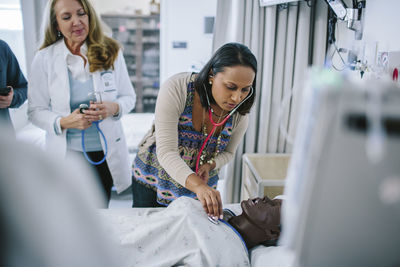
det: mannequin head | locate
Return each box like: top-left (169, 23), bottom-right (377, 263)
top-left (228, 196), bottom-right (282, 249)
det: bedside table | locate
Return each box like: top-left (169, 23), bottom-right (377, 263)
top-left (240, 153), bottom-right (290, 201)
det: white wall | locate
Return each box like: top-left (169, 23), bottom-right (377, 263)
top-left (92, 0), bottom-right (153, 15)
top-left (363, 0), bottom-right (400, 52)
top-left (160, 0), bottom-right (217, 83)
top-left (333, 0), bottom-right (400, 70)
top-left (0, 0), bottom-right (26, 75)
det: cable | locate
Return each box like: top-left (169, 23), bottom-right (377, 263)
top-left (327, 10), bottom-right (337, 45)
top-left (333, 42), bottom-right (347, 65)
top-left (327, 18), bottom-right (350, 72)
top-left (330, 42), bottom-right (349, 71)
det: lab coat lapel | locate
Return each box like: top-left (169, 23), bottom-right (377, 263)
top-left (51, 41), bottom-right (70, 114)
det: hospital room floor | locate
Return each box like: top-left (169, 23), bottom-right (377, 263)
top-left (110, 112), bottom-right (153, 209)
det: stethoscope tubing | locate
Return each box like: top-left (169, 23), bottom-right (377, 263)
top-left (195, 85), bottom-right (253, 173)
top-left (81, 120), bottom-right (108, 165)
top-left (195, 109), bottom-right (231, 173)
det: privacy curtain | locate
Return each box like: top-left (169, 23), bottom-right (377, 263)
top-left (213, 0), bottom-right (328, 203)
top-left (20, 0), bottom-right (48, 77)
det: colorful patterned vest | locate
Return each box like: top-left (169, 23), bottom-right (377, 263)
top-left (132, 80), bottom-right (233, 205)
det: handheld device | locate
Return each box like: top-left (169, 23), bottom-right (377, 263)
top-left (79, 103), bottom-right (89, 114)
top-left (0, 87), bottom-right (11, 96)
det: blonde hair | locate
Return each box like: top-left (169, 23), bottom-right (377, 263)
top-left (40, 0), bottom-right (120, 72)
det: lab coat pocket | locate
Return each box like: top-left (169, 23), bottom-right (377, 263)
top-left (100, 71), bottom-right (118, 101)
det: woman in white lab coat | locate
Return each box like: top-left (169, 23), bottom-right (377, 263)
top-left (28, 0), bottom-right (136, 205)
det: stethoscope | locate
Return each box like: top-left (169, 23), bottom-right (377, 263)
top-left (195, 84), bottom-right (254, 173)
top-left (79, 103), bottom-right (108, 165)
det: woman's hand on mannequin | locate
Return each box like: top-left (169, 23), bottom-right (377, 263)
top-left (186, 173), bottom-right (223, 219)
top-left (60, 109), bottom-right (92, 130)
top-left (84, 101), bottom-right (119, 121)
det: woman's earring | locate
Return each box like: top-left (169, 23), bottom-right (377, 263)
top-left (57, 31), bottom-right (61, 38)
top-left (209, 81), bottom-right (212, 85)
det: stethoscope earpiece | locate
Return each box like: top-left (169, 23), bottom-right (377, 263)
top-left (202, 83), bottom-right (254, 118)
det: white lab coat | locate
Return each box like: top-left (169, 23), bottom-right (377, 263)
top-left (28, 39), bottom-right (136, 193)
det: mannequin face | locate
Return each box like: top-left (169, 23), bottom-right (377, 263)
top-left (241, 197), bottom-right (281, 230)
top-left (228, 196), bottom-right (281, 249)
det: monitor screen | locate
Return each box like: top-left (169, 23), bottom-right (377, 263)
top-left (280, 71), bottom-right (400, 266)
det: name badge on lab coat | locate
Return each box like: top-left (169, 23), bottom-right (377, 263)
top-left (101, 71), bottom-right (116, 91)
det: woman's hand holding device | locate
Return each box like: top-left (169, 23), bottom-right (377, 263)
top-left (82, 101), bottom-right (119, 122)
top-left (60, 108), bottom-right (92, 130)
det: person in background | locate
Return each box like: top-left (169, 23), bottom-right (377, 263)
top-left (0, 39), bottom-right (27, 133)
top-left (132, 43), bottom-right (257, 219)
top-left (28, 0), bottom-right (136, 206)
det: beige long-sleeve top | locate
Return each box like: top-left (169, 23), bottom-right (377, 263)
top-left (153, 72), bottom-right (249, 187)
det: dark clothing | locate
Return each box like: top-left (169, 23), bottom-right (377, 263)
top-left (87, 151), bottom-right (114, 202)
top-left (131, 178), bottom-right (165, 208)
top-left (67, 150), bottom-right (114, 206)
top-left (0, 39), bottom-right (28, 130)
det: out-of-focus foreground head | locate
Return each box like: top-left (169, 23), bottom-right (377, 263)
top-left (0, 131), bottom-right (117, 267)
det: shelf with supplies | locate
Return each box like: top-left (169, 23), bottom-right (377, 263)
top-left (240, 153), bottom-right (290, 201)
top-left (101, 14), bottom-right (160, 113)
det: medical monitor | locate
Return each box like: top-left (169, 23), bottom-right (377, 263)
top-left (280, 70), bottom-right (400, 267)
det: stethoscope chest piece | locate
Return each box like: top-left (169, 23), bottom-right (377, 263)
top-left (208, 215), bottom-right (220, 225)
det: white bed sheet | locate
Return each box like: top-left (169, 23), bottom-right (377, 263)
top-left (250, 245), bottom-right (294, 267)
top-left (99, 198), bottom-right (250, 266)
top-left (99, 202), bottom-right (292, 267)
